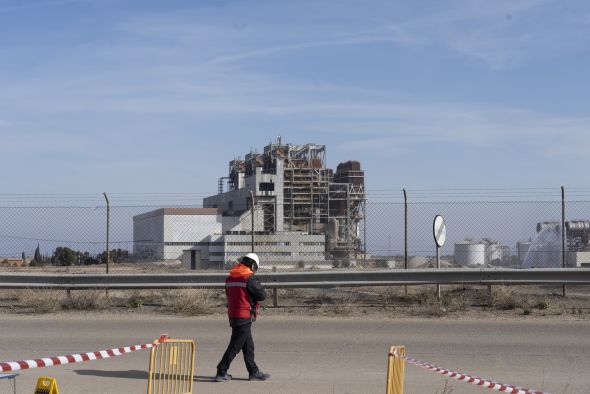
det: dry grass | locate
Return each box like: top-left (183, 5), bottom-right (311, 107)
top-left (163, 289), bottom-right (223, 316)
top-left (1, 288), bottom-right (224, 315)
top-left (1, 285), bottom-right (587, 319)
top-left (307, 290), bottom-right (359, 317)
top-left (16, 289), bottom-right (62, 313)
top-left (327, 293), bottom-right (358, 316)
top-left (488, 286), bottom-right (527, 310)
top-left (61, 290), bottom-right (110, 311)
top-left (113, 290), bottom-right (165, 309)
top-left (411, 290), bottom-right (446, 317)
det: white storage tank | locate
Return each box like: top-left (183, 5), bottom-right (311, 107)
top-left (486, 243), bottom-right (504, 264)
top-left (454, 242), bottom-right (486, 267)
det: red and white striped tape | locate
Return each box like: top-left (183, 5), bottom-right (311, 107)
top-left (389, 351), bottom-right (548, 394)
top-left (0, 334), bottom-right (169, 373)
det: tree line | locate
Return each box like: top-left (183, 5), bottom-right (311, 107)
top-left (29, 244), bottom-right (129, 266)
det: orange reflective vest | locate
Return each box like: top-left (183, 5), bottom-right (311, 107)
top-left (225, 263), bottom-right (256, 319)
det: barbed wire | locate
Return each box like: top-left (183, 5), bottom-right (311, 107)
top-left (2, 189), bottom-right (589, 206)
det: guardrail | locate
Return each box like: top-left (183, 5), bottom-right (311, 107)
top-left (0, 268), bottom-right (589, 289)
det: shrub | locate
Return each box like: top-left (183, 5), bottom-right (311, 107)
top-left (534, 298), bottom-right (551, 310)
top-left (29, 259), bottom-right (42, 267)
top-left (490, 286), bottom-right (527, 310)
top-left (315, 292), bottom-right (358, 317)
top-left (61, 290), bottom-right (109, 310)
top-left (165, 289), bottom-right (220, 316)
top-left (18, 289), bottom-right (61, 313)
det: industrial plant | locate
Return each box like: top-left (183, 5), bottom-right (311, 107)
top-left (452, 220), bottom-right (590, 268)
top-left (520, 220), bottom-right (590, 268)
top-left (133, 138), bottom-right (365, 269)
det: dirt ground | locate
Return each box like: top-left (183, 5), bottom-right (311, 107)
top-left (1, 285), bottom-right (590, 320)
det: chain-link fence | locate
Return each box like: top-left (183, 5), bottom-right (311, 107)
top-left (1, 190), bottom-right (590, 313)
top-left (1, 189), bottom-right (589, 273)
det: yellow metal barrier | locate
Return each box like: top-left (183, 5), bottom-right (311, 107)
top-left (33, 376), bottom-right (59, 394)
top-left (386, 345), bottom-right (405, 394)
top-left (147, 337), bottom-right (195, 394)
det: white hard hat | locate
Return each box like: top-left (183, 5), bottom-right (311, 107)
top-left (239, 252), bottom-right (260, 271)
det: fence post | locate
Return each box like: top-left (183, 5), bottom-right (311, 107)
top-left (103, 192), bottom-right (110, 298)
top-left (250, 190), bottom-right (255, 253)
top-left (561, 186), bottom-right (566, 297)
top-left (403, 189), bottom-right (408, 296)
top-left (364, 202), bottom-right (367, 265)
top-left (272, 266), bottom-right (278, 307)
top-left (102, 192), bottom-right (110, 275)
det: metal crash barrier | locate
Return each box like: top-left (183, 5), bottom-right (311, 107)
top-left (147, 337), bottom-right (195, 394)
top-left (386, 345), bottom-right (405, 394)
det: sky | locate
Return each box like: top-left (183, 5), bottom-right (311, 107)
top-left (1, 0), bottom-right (590, 199)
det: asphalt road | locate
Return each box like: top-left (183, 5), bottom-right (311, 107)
top-left (0, 313), bottom-right (589, 394)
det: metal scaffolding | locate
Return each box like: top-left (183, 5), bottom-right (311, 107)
top-left (216, 137), bottom-right (366, 260)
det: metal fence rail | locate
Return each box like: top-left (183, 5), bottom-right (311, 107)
top-left (1, 269), bottom-right (589, 289)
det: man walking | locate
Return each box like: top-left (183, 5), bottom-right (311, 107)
top-left (216, 252), bottom-right (271, 382)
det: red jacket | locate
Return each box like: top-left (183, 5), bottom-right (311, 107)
top-left (225, 263), bottom-right (266, 322)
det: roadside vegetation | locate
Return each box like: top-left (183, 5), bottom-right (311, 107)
top-left (0, 285), bottom-right (587, 318)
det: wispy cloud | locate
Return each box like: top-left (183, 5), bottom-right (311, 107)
top-left (310, 105), bottom-right (590, 158)
top-left (205, 30), bottom-right (401, 65)
top-left (382, 0), bottom-right (590, 68)
top-left (2, 0), bottom-right (589, 191)
top-left (118, 0), bottom-right (590, 71)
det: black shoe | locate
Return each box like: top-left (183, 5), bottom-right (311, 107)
top-left (215, 373), bottom-right (232, 382)
top-left (249, 370), bottom-right (271, 381)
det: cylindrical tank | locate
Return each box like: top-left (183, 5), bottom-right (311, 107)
top-left (486, 243), bottom-right (503, 264)
top-left (454, 242), bottom-right (486, 267)
top-left (566, 220), bottom-right (590, 235)
top-left (537, 221), bottom-right (560, 233)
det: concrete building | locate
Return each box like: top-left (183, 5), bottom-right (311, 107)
top-left (181, 232), bottom-right (326, 270)
top-left (133, 207), bottom-right (326, 269)
top-left (133, 208), bottom-right (222, 260)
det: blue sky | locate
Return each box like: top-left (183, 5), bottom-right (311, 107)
top-left (1, 0), bottom-right (590, 197)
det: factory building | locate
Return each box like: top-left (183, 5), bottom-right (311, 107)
top-left (133, 206), bottom-right (326, 269)
top-left (204, 137), bottom-right (366, 260)
top-left (133, 208), bottom-right (223, 260)
top-left (181, 233), bottom-right (326, 270)
top-left (133, 137), bottom-right (364, 269)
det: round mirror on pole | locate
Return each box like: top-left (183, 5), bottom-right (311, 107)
top-left (433, 215), bottom-right (446, 301)
top-left (433, 215), bottom-right (446, 248)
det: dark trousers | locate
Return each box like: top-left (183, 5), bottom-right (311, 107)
top-left (217, 322), bottom-right (259, 375)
